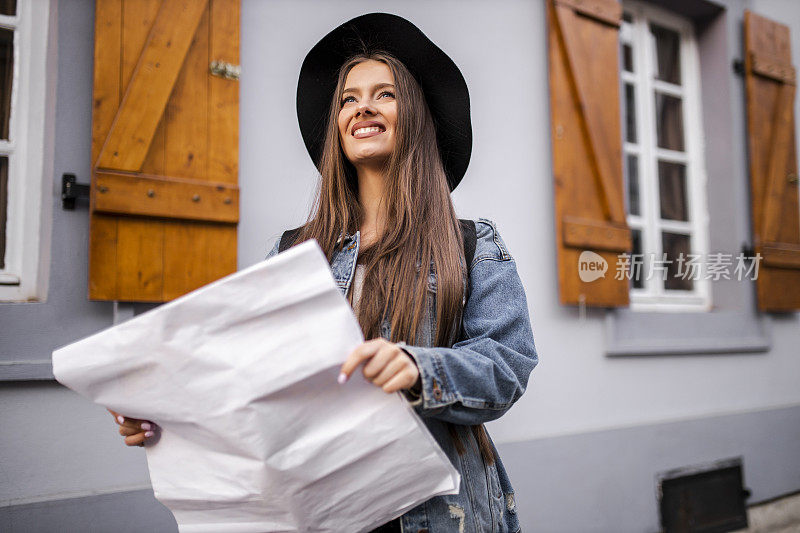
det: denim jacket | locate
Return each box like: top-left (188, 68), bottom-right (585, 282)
top-left (267, 218), bottom-right (538, 533)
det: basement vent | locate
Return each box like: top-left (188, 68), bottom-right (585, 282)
top-left (657, 457), bottom-right (750, 533)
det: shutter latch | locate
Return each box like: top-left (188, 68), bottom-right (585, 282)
top-left (209, 60), bottom-right (240, 81)
top-left (62, 173), bottom-right (90, 210)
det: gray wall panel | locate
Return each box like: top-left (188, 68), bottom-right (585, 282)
top-left (0, 489), bottom-right (176, 533)
top-left (3, 405), bottom-right (799, 532)
top-left (498, 404), bottom-right (800, 532)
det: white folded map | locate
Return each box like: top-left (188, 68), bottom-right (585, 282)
top-left (53, 240), bottom-right (459, 532)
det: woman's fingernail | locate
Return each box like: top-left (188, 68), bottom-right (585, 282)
top-left (116, 415), bottom-right (125, 424)
top-left (337, 372), bottom-right (348, 384)
top-left (144, 431), bottom-right (154, 438)
top-left (140, 422), bottom-right (151, 431)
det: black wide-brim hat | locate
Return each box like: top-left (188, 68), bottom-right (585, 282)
top-left (297, 12), bottom-right (472, 191)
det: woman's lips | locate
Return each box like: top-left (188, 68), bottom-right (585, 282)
top-left (352, 121), bottom-right (386, 138)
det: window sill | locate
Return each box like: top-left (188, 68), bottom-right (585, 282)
top-left (0, 360), bottom-right (54, 381)
top-left (604, 307), bottom-right (771, 356)
top-left (629, 294), bottom-right (712, 313)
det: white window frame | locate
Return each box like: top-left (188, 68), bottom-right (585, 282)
top-left (620, 0), bottom-right (711, 313)
top-left (0, 0), bottom-right (55, 302)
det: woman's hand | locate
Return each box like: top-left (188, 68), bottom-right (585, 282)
top-left (108, 409), bottom-right (160, 447)
top-left (339, 339), bottom-right (421, 393)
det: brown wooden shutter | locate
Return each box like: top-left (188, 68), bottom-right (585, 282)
top-left (89, 0), bottom-right (240, 302)
top-left (743, 11), bottom-right (800, 312)
top-left (546, 0), bottom-right (632, 307)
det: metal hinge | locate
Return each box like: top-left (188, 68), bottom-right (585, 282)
top-left (62, 173), bottom-right (90, 210)
top-left (209, 60), bottom-right (240, 81)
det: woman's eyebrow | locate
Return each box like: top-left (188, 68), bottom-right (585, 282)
top-left (342, 82), bottom-right (395, 94)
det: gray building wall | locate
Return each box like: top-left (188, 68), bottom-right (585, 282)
top-left (2, 0), bottom-right (799, 531)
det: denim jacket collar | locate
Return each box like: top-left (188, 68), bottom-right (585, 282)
top-left (331, 231), bottom-right (360, 295)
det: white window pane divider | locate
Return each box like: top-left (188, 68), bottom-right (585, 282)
top-left (624, 142), bottom-right (642, 155)
top-left (659, 219), bottom-right (693, 233)
top-left (627, 215), bottom-right (645, 227)
top-left (654, 147), bottom-right (688, 164)
top-left (0, 14), bottom-right (17, 30)
top-left (652, 79), bottom-right (684, 97)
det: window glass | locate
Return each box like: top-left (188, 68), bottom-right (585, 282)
top-left (655, 92), bottom-right (684, 151)
top-left (624, 83), bottom-right (637, 143)
top-left (650, 23), bottom-right (681, 85)
top-left (622, 43), bottom-right (633, 72)
top-left (0, 156), bottom-right (7, 269)
top-left (662, 232), bottom-right (693, 291)
top-left (631, 228), bottom-right (644, 289)
top-left (0, 0), bottom-right (15, 16)
top-left (658, 160), bottom-right (688, 221)
top-left (0, 26), bottom-right (12, 140)
top-left (626, 154), bottom-right (640, 216)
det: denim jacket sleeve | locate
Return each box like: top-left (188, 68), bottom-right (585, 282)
top-left (399, 219), bottom-right (538, 425)
top-left (265, 238), bottom-right (281, 260)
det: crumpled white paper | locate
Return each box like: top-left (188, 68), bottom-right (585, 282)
top-left (53, 240), bottom-right (459, 532)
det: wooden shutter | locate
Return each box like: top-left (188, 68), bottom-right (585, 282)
top-left (546, 0), bottom-right (632, 307)
top-left (743, 11), bottom-right (800, 312)
top-left (89, 0), bottom-right (240, 302)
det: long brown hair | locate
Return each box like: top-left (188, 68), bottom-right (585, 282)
top-left (296, 51), bottom-right (495, 463)
top-left (298, 51), bottom-right (464, 346)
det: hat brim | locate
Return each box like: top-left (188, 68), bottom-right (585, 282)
top-left (296, 12), bottom-right (472, 191)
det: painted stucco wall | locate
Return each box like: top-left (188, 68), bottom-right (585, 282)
top-left (1, 0), bottom-right (799, 530)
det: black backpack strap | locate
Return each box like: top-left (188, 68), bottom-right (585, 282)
top-left (278, 226), bottom-right (303, 253)
top-left (459, 219), bottom-right (477, 268)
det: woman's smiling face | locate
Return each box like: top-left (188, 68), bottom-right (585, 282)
top-left (337, 60), bottom-right (397, 168)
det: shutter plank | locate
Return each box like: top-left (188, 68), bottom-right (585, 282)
top-left (88, 215), bottom-right (119, 300)
top-left (93, 171), bottom-right (239, 222)
top-left (121, 0), bottom-right (161, 90)
top-left (91, 0), bottom-right (121, 167)
top-left (160, 3), bottom-right (237, 298)
top-left (88, 0), bottom-right (122, 299)
top-left (165, 7), bottom-right (209, 180)
top-left (562, 217), bottom-right (631, 251)
top-left (744, 10), bottom-right (800, 311)
top-left (116, 219), bottom-right (164, 302)
top-left (751, 52), bottom-right (797, 84)
top-left (96, 0), bottom-right (208, 171)
top-left (555, 0), bottom-right (621, 26)
top-left (761, 243), bottom-right (800, 268)
top-left (93, 0), bottom-right (168, 301)
top-left (547, 0), bottom-right (631, 307)
top-left (760, 84), bottom-right (795, 243)
top-left (209, 0), bottom-right (240, 184)
top-left (163, 222), bottom-right (236, 300)
top-left (128, 0), bottom-right (167, 177)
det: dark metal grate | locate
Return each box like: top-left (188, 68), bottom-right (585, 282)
top-left (658, 457), bottom-right (749, 533)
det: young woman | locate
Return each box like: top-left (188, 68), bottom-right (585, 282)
top-left (112, 13), bottom-right (538, 533)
